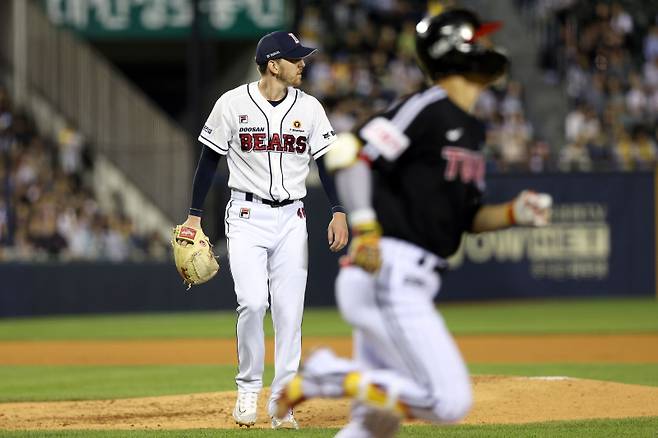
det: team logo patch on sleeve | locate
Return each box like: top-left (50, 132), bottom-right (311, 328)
top-left (202, 125), bottom-right (213, 135)
top-left (359, 117), bottom-right (410, 161)
top-left (239, 207), bottom-right (251, 219)
top-left (239, 115), bottom-right (248, 124)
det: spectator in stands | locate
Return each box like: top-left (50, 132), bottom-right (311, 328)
top-left (559, 134), bottom-right (593, 172)
top-left (104, 213), bottom-right (130, 262)
top-left (500, 81), bottom-right (525, 117)
top-left (585, 73), bottom-right (607, 115)
top-left (565, 55), bottom-right (591, 104)
top-left (587, 133), bottom-right (617, 171)
top-left (626, 73), bottom-right (648, 120)
top-left (528, 139), bottom-right (552, 172)
top-left (642, 55), bottom-right (658, 90)
top-left (643, 25), bottom-right (658, 62)
top-left (57, 121), bottom-right (85, 176)
top-left (0, 86), bottom-right (12, 131)
top-left (610, 2), bottom-right (633, 38)
top-left (0, 199), bottom-right (7, 244)
top-left (607, 48), bottom-right (632, 83)
top-left (27, 195), bottom-right (68, 259)
top-left (615, 125), bottom-right (658, 170)
top-left (499, 111), bottom-right (533, 171)
top-left (474, 88), bottom-right (498, 120)
top-left (565, 101), bottom-right (587, 142)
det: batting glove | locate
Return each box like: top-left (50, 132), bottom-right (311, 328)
top-left (348, 220), bottom-right (383, 273)
top-left (508, 190), bottom-right (553, 227)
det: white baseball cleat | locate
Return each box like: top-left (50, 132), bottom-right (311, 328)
top-left (271, 410), bottom-right (299, 429)
top-left (232, 392), bottom-right (258, 427)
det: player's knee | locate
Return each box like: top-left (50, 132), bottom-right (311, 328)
top-left (431, 387), bottom-right (472, 423)
top-left (237, 299), bottom-right (268, 316)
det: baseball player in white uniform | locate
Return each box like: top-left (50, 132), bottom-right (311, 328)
top-left (179, 31), bottom-right (349, 429)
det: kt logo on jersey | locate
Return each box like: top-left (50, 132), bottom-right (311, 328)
top-left (239, 126), bottom-right (307, 154)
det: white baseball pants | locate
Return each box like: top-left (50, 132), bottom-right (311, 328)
top-left (225, 196), bottom-right (308, 403)
top-left (335, 237), bottom-right (472, 436)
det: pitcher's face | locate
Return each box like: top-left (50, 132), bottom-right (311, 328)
top-left (276, 58), bottom-right (306, 86)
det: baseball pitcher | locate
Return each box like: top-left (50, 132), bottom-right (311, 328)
top-left (172, 31), bottom-right (349, 429)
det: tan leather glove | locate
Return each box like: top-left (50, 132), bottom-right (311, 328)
top-left (348, 220), bottom-right (383, 273)
top-left (171, 224), bottom-right (219, 289)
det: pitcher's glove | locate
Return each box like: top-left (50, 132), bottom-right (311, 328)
top-left (171, 224), bottom-right (219, 290)
top-left (508, 190), bottom-right (553, 227)
top-left (348, 220), bottom-right (383, 273)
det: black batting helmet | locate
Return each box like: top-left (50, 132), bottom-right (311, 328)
top-left (415, 9), bottom-right (509, 81)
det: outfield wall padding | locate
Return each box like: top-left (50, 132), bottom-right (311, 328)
top-left (0, 172), bottom-right (654, 316)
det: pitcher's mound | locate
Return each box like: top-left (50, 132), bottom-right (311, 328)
top-left (2, 376), bottom-right (658, 430)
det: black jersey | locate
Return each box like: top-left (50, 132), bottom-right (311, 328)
top-left (358, 86), bottom-right (486, 258)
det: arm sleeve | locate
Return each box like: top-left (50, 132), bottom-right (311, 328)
top-left (309, 98), bottom-right (337, 160)
top-left (198, 93), bottom-right (232, 155)
top-left (316, 156), bottom-right (343, 213)
top-left (335, 160), bottom-right (376, 225)
top-left (189, 145), bottom-right (222, 217)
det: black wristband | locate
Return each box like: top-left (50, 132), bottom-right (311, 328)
top-left (189, 208), bottom-right (203, 217)
top-left (332, 205), bottom-right (346, 214)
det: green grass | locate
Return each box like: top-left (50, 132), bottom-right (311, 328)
top-left (0, 363), bottom-right (656, 403)
top-left (469, 363), bottom-right (658, 387)
top-left (0, 309), bottom-right (349, 340)
top-left (0, 365), bottom-right (250, 402)
top-left (1, 298), bottom-right (657, 340)
top-left (0, 417), bottom-right (657, 437)
top-left (441, 297), bottom-right (658, 335)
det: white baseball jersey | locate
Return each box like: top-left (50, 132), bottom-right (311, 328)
top-left (198, 81), bottom-right (337, 201)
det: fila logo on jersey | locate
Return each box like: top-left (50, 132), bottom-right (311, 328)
top-left (293, 120), bottom-right (301, 128)
top-left (239, 115), bottom-right (248, 124)
top-left (239, 132), bottom-right (307, 154)
top-left (240, 207), bottom-right (250, 219)
top-left (442, 146), bottom-right (485, 189)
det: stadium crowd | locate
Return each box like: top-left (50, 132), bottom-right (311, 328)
top-left (3, 0), bottom-right (658, 261)
top-left (0, 85), bottom-right (170, 262)
top-left (298, 0), bottom-right (658, 173)
top-left (296, 0), bottom-right (544, 172)
top-left (523, 0), bottom-right (658, 171)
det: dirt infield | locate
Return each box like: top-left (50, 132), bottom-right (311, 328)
top-left (2, 334), bottom-right (658, 365)
top-left (2, 334), bottom-right (657, 430)
top-left (1, 377), bottom-right (658, 430)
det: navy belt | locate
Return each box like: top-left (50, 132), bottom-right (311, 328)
top-left (244, 192), bottom-right (295, 208)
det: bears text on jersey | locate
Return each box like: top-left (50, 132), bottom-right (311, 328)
top-left (239, 132), bottom-right (307, 154)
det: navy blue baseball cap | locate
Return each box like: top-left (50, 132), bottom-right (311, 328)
top-left (255, 31), bottom-right (317, 65)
